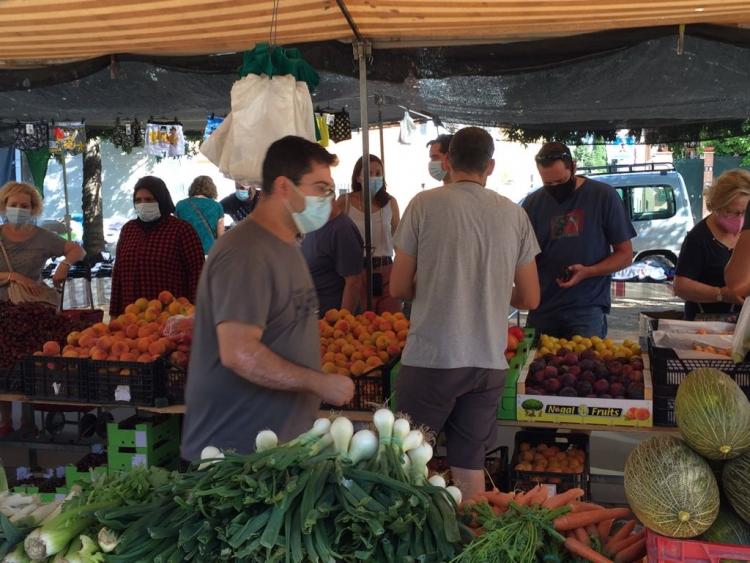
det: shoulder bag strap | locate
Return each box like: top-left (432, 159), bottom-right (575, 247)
top-left (0, 237), bottom-right (14, 274)
top-left (187, 199), bottom-right (216, 239)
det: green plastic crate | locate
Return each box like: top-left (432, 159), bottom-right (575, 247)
top-left (107, 415), bottom-right (180, 471)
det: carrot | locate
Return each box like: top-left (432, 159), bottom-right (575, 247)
top-left (604, 520), bottom-right (637, 554)
top-left (570, 502), bottom-right (606, 513)
top-left (542, 487), bottom-right (586, 509)
top-left (515, 489), bottom-right (533, 506)
top-left (613, 538), bottom-right (646, 563)
top-left (554, 508), bottom-right (632, 532)
top-left (586, 524), bottom-right (600, 543)
top-left (484, 490), bottom-right (515, 509)
top-left (607, 529), bottom-right (645, 556)
top-left (598, 518), bottom-right (614, 546)
top-left (564, 536), bottom-right (614, 563)
top-left (530, 485), bottom-right (549, 506)
top-left (574, 527), bottom-right (591, 547)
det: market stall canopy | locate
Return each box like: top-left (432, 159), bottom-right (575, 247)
top-left (2, 1), bottom-right (750, 68)
top-left (2, 25), bottom-right (750, 142)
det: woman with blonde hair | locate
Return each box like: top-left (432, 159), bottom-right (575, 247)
top-left (0, 181), bottom-right (84, 434)
top-left (175, 175), bottom-right (224, 254)
top-left (674, 169), bottom-right (750, 320)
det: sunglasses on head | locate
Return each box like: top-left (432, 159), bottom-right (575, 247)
top-left (535, 152), bottom-right (572, 164)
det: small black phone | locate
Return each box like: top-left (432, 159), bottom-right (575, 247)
top-left (560, 266), bottom-right (573, 282)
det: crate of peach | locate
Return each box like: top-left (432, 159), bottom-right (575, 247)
top-left (30, 292), bottom-right (192, 406)
top-left (318, 308), bottom-right (407, 410)
top-left (510, 430), bottom-right (591, 499)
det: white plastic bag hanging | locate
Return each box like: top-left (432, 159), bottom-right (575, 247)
top-left (398, 111), bottom-right (416, 145)
top-left (731, 299), bottom-right (750, 362)
top-left (200, 74), bottom-right (315, 183)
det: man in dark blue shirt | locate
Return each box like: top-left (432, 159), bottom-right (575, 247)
top-left (301, 204), bottom-right (364, 317)
top-left (522, 143), bottom-right (636, 338)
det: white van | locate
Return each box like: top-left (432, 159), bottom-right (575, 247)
top-left (578, 163), bottom-right (695, 267)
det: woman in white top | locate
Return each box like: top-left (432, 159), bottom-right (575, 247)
top-left (337, 154), bottom-right (402, 313)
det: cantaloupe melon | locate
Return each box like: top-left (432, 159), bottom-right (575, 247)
top-left (724, 452), bottom-right (750, 526)
top-left (624, 435), bottom-right (719, 538)
top-left (675, 368), bottom-right (750, 460)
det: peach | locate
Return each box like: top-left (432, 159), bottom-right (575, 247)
top-left (62, 348), bottom-right (79, 358)
top-left (377, 351), bottom-right (390, 363)
top-left (91, 348), bottom-right (108, 361)
top-left (397, 330), bottom-right (409, 341)
top-left (322, 362), bottom-right (337, 374)
top-left (177, 296), bottom-right (191, 306)
top-left (134, 297), bottom-right (149, 312)
top-left (96, 336), bottom-right (114, 352)
top-left (350, 360), bottom-right (366, 377)
top-left (375, 336), bottom-right (389, 350)
top-left (334, 353), bottom-right (348, 367)
top-left (144, 308), bottom-right (160, 322)
top-left (336, 367), bottom-right (350, 377)
top-left (109, 319), bottom-right (124, 332)
top-left (42, 341), bottom-right (61, 356)
top-left (366, 356), bottom-right (383, 368)
top-left (77, 348), bottom-right (91, 359)
top-left (341, 344), bottom-right (355, 357)
top-left (125, 324), bottom-right (139, 339)
top-left (324, 309), bottom-right (340, 323)
top-left (158, 290), bottom-right (175, 305)
top-left (167, 301), bottom-right (183, 316)
top-left (137, 323), bottom-right (158, 339)
top-left (351, 351), bottom-right (364, 362)
top-left (363, 311), bottom-right (377, 321)
top-left (120, 352), bottom-right (138, 362)
top-left (387, 344), bottom-right (401, 356)
top-left (377, 320), bottom-right (393, 332)
top-left (384, 330), bottom-right (397, 340)
top-left (136, 338), bottom-right (152, 353)
top-left (137, 353), bottom-right (153, 363)
top-left (322, 352), bottom-right (336, 363)
top-left (92, 322), bottom-right (109, 336)
top-left (124, 303), bottom-right (141, 316)
top-left (393, 319), bottom-right (409, 332)
top-left (148, 340), bottom-right (167, 357)
top-left (66, 331), bottom-right (80, 346)
top-left (112, 341), bottom-right (129, 356)
top-left (334, 320), bottom-right (350, 333)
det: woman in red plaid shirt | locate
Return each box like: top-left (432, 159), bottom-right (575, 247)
top-left (110, 176), bottom-right (205, 316)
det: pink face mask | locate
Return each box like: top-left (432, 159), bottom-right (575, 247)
top-left (716, 213), bottom-right (745, 235)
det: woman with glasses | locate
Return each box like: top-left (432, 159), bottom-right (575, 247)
top-left (337, 154), bottom-right (402, 313)
top-left (674, 169), bottom-right (749, 320)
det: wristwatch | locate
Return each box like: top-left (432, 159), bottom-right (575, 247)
top-left (716, 287), bottom-right (723, 303)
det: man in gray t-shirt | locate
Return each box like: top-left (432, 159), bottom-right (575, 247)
top-left (181, 136), bottom-right (355, 462)
top-left (391, 127), bottom-right (541, 501)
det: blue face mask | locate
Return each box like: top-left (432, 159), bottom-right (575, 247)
top-left (288, 190), bottom-right (333, 234)
top-left (135, 202), bottom-right (161, 222)
top-left (236, 189), bottom-right (250, 201)
top-left (368, 176), bottom-right (384, 195)
top-left (4, 207), bottom-right (33, 226)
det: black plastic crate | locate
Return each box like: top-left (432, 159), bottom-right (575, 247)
top-left (156, 366), bottom-right (187, 407)
top-left (648, 337), bottom-right (750, 426)
top-left (24, 355), bottom-right (90, 402)
top-left (89, 358), bottom-right (165, 406)
top-left (510, 430), bottom-right (591, 500)
top-left (0, 362), bottom-right (24, 394)
top-left (321, 358), bottom-right (396, 411)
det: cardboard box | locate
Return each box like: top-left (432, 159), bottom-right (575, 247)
top-left (516, 350), bottom-right (653, 427)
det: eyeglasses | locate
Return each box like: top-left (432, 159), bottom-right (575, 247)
top-left (296, 181), bottom-right (336, 197)
top-left (535, 152), bottom-right (573, 164)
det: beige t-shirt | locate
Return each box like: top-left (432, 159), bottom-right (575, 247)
top-left (394, 181), bottom-right (540, 369)
top-left (0, 227), bottom-right (66, 301)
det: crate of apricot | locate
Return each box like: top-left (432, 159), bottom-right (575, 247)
top-left (318, 309), bottom-right (407, 409)
top-left (30, 292), bottom-right (192, 406)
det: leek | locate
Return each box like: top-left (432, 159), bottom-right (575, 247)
top-left (1, 541), bottom-right (29, 563)
top-left (96, 528), bottom-right (117, 553)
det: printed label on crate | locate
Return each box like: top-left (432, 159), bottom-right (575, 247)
top-left (516, 394), bottom-right (652, 427)
top-left (114, 385), bottom-right (131, 402)
top-left (135, 431), bottom-right (147, 448)
top-left (543, 483), bottom-right (557, 496)
top-left (52, 382), bottom-right (62, 395)
top-left (131, 454), bottom-right (147, 468)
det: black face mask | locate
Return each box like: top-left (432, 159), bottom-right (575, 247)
top-left (544, 173), bottom-right (577, 203)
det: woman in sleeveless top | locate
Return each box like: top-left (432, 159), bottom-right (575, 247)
top-left (336, 154), bottom-right (402, 313)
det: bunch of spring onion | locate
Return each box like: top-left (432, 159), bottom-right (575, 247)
top-left (101, 408), bottom-right (465, 562)
top-left (18, 467), bottom-right (175, 562)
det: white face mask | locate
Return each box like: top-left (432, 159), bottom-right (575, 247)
top-left (287, 187), bottom-right (333, 234)
top-left (4, 207), bottom-right (33, 226)
top-left (135, 202), bottom-right (161, 222)
top-left (428, 160), bottom-right (447, 181)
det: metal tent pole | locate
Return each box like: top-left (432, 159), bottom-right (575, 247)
top-left (375, 94), bottom-right (385, 170)
top-left (60, 154), bottom-right (72, 240)
top-left (356, 42), bottom-right (373, 311)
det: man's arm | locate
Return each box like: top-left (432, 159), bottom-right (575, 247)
top-left (391, 249), bottom-right (417, 301)
top-left (340, 274), bottom-right (362, 312)
top-left (217, 321), bottom-right (354, 406)
top-left (726, 231), bottom-right (750, 297)
top-left (558, 240), bottom-right (633, 288)
top-left (511, 259), bottom-right (541, 310)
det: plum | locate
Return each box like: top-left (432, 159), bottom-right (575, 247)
top-left (543, 354), bottom-right (555, 363)
top-left (563, 352), bottom-right (579, 366)
top-left (593, 378), bottom-right (610, 395)
top-left (608, 361), bottom-right (623, 376)
top-left (581, 370), bottom-right (595, 384)
top-left (544, 366), bottom-right (559, 379)
top-left (531, 370), bottom-right (546, 385)
top-left (568, 365), bottom-right (582, 377)
top-left (559, 386), bottom-right (578, 397)
top-left (627, 382), bottom-right (645, 399)
top-left (580, 349), bottom-right (597, 361)
top-left (630, 358), bottom-right (644, 370)
top-left (628, 370), bottom-right (644, 383)
top-left (545, 378), bottom-right (561, 393)
top-left (622, 364), bottom-right (633, 377)
top-left (576, 380), bottom-right (593, 396)
top-left (609, 382), bottom-right (625, 397)
top-left (561, 374), bottom-right (577, 388)
top-left (559, 347), bottom-right (572, 356)
top-left (579, 359), bottom-right (596, 372)
top-left (530, 359), bottom-right (546, 373)
top-left (594, 364), bottom-right (608, 379)
top-left (549, 356), bottom-right (563, 367)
